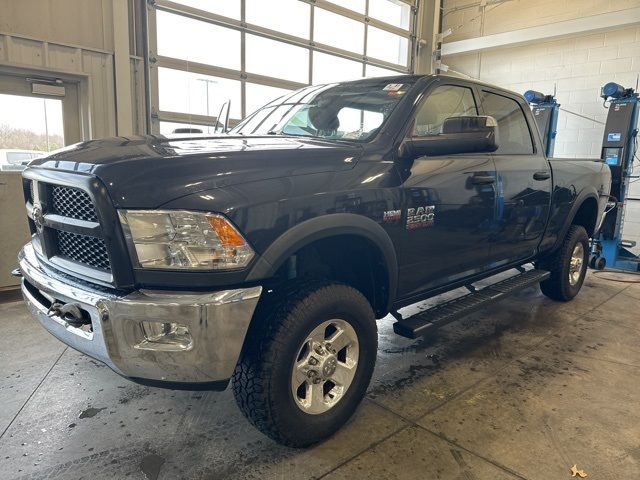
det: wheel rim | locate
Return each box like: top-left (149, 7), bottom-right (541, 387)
top-left (291, 319), bottom-right (359, 415)
top-left (569, 242), bottom-right (585, 286)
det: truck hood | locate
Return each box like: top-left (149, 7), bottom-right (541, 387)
top-left (28, 135), bottom-right (362, 208)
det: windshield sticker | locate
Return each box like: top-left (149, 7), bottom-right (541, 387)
top-left (383, 83), bottom-right (404, 91)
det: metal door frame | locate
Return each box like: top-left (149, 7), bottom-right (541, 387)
top-left (0, 65), bottom-right (88, 145)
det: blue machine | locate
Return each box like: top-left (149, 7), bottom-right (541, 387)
top-left (590, 82), bottom-right (640, 272)
top-left (524, 90), bottom-right (560, 157)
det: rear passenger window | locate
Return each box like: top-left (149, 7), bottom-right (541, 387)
top-left (481, 91), bottom-right (533, 154)
top-left (413, 85), bottom-right (478, 137)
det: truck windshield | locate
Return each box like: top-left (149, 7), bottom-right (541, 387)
top-left (230, 79), bottom-right (416, 141)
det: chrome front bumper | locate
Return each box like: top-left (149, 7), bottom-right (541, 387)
top-left (18, 243), bottom-right (262, 389)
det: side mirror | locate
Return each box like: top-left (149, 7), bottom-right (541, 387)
top-left (214, 100), bottom-right (231, 134)
top-left (403, 115), bottom-right (499, 157)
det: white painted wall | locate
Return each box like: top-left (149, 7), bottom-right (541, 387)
top-left (444, 0), bottom-right (640, 43)
top-left (441, 1), bottom-right (640, 161)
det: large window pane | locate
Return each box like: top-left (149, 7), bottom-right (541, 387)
top-left (314, 8), bottom-right (364, 54)
top-left (367, 26), bottom-right (408, 66)
top-left (365, 64), bottom-right (404, 77)
top-left (246, 35), bottom-right (309, 83)
top-left (167, 0), bottom-right (240, 19)
top-left (158, 68), bottom-right (241, 119)
top-left (369, 0), bottom-right (411, 29)
top-left (157, 11), bottom-right (240, 69)
top-left (245, 83), bottom-right (292, 115)
top-left (246, 0), bottom-right (310, 39)
top-left (0, 94), bottom-right (63, 169)
top-left (313, 52), bottom-right (363, 84)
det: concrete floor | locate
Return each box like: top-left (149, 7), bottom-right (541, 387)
top-left (1, 271), bottom-right (639, 480)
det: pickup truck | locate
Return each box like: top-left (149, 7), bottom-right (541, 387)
top-left (16, 74), bottom-right (611, 447)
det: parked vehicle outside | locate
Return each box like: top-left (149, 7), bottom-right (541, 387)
top-left (0, 149), bottom-right (44, 171)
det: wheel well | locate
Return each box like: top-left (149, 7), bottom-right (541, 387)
top-left (572, 197), bottom-right (598, 237)
top-left (266, 235), bottom-right (390, 318)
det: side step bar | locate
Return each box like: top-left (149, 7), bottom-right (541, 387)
top-left (393, 269), bottom-right (551, 339)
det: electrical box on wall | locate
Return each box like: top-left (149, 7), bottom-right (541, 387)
top-left (31, 83), bottom-right (66, 97)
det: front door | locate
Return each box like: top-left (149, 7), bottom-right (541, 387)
top-left (397, 83), bottom-right (496, 300)
top-left (0, 71), bottom-right (82, 288)
top-left (478, 90), bottom-right (552, 265)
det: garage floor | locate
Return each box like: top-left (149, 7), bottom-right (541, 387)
top-left (1, 271), bottom-right (639, 480)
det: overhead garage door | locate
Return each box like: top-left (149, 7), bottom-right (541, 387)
top-left (147, 0), bottom-right (418, 134)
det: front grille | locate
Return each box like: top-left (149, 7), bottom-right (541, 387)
top-left (57, 231), bottom-right (111, 271)
top-left (25, 176), bottom-right (116, 280)
top-left (51, 185), bottom-right (98, 222)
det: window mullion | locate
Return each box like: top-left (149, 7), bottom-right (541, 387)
top-left (363, 0), bottom-right (369, 77)
top-left (309, 2), bottom-right (314, 85)
top-left (241, 0), bottom-right (246, 118)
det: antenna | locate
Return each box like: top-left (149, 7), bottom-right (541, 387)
top-left (553, 82), bottom-right (557, 98)
top-left (636, 73), bottom-right (639, 92)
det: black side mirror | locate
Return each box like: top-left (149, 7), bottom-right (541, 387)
top-left (214, 100), bottom-right (231, 134)
top-left (402, 115), bottom-right (499, 157)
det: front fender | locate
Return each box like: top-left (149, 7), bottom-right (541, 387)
top-left (245, 213), bottom-right (398, 311)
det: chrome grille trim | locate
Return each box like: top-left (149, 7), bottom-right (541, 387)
top-left (22, 169), bottom-right (129, 287)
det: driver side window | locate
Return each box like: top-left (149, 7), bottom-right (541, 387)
top-left (413, 85), bottom-right (478, 137)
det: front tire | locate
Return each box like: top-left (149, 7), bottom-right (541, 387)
top-left (538, 225), bottom-right (589, 301)
top-left (232, 282), bottom-right (377, 447)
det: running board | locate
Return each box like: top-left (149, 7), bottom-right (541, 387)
top-left (392, 269), bottom-right (551, 339)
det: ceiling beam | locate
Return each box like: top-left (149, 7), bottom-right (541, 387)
top-left (442, 7), bottom-right (640, 56)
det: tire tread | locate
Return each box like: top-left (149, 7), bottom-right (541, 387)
top-left (538, 225), bottom-right (588, 301)
top-left (232, 281), bottom-right (375, 447)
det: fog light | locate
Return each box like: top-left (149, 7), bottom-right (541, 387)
top-left (135, 321), bottom-right (193, 351)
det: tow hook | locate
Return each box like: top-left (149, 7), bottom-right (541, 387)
top-left (48, 302), bottom-right (86, 327)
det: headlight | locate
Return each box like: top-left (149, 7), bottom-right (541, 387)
top-left (118, 210), bottom-right (254, 270)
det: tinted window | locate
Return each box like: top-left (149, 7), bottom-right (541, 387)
top-left (481, 91), bottom-right (533, 154)
top-left (413, 85), bottom-right (478, 137)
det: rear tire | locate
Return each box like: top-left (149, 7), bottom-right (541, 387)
top-left (538, 225), bottom-right (589, 301)
top-left (232, 282), bottom-right (377, 447)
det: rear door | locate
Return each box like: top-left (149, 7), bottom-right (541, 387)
top-left (397, 81), bottom-right (496, 300)
top-left (479, 89), bottom-right (552, 265)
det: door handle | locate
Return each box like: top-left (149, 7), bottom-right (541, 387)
top-left (533, 171), bottom-right (551, 181)
top-left (471, 175), bottom-right (495, 185)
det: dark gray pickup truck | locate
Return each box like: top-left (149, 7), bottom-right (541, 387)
top-left (16, 74), bottom-right (610, 446)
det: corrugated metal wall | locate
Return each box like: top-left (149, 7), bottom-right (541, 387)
top-left (0, 0), bottom-right (145, 139)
